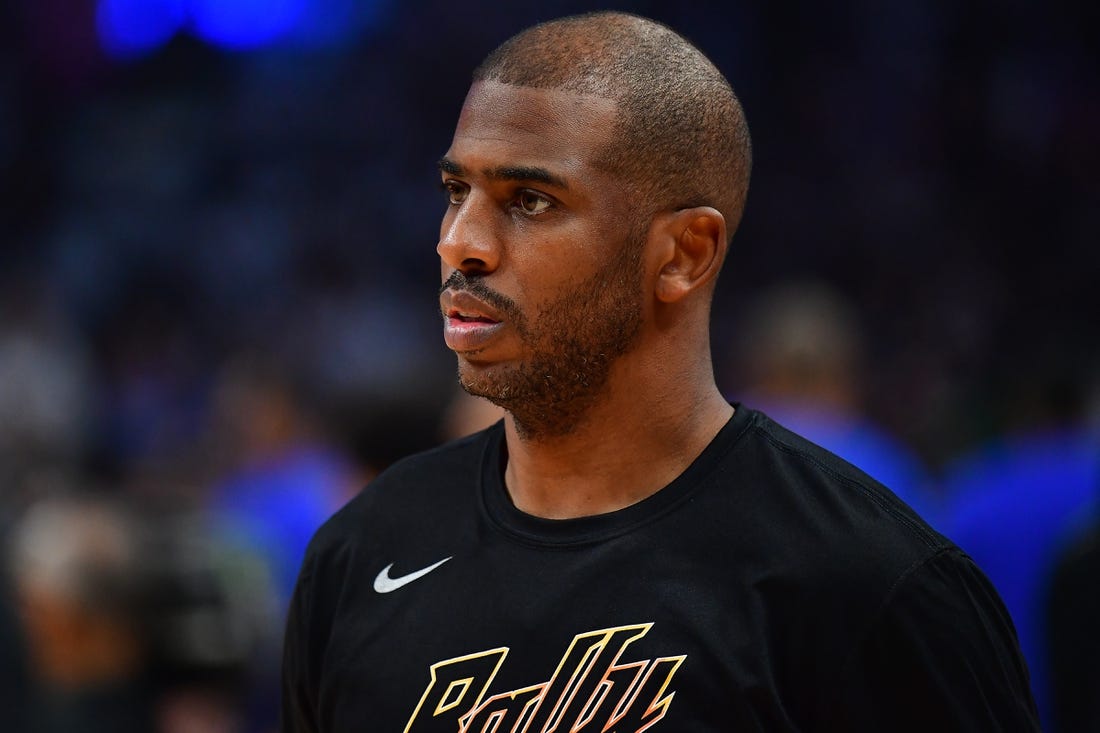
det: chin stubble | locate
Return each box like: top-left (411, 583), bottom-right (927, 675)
top-left (452, 237), bottom-right (644, 441)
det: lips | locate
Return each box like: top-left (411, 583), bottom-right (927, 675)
top-left (440, 289), bottom-right (506, 353)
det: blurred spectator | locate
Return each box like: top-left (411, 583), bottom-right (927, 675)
top-left (0, 272), bottom-right (93, 484)
top-left (943, 425), bottom-right (1100, 729)
top-left (727, 280), bottom-right (940, 524)
top-left (1046, 521), bottom-right (1100, 733)
top-left (203, 351), bottom-right (356, 609)
top-left (199, 345), bottom-right (447, 730)
top-left (324, 388), bottom-right (453, 485)
top-left (7, 487), bottom-right (282, 733)
top-left (92, 285), bottom-right (212, 477)
top-left (143, 509), bottom-right (278, 733)
top-left (285, 288), bottom-right (455, 485)
top-left (8, 494), bottom-right (154, 732)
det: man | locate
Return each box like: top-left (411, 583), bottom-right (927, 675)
top-left (282, 12), bottom-right (1039, 731)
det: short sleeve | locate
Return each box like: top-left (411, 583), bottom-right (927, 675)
top-left (824, 548), bottom-right (1041, 731)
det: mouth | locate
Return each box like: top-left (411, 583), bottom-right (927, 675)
top-left (440, 289), bottom-right (504, 324)
top-left (447, 309), bottom-right (500, 325)
top-left (440, 289), bottom-right (507, 353)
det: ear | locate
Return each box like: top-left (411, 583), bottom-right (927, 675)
top-left (652, 207), bottom-right (727, 304)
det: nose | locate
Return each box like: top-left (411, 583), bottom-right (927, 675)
top-left (437, 195), bottom-right (500, 276)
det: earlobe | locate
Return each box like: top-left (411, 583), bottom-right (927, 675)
top-left (654, 207), bottom-right (727, 304)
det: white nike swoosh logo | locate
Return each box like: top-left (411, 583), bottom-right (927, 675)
top-left (373, 557), bottom-right (452, 593)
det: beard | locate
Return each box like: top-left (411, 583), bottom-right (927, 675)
top-left (443, 233), bottom-right (645, 441)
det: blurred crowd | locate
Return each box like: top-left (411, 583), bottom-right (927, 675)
top-left (0, 1), bottom-right (1097, 731)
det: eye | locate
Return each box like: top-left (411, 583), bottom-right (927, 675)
top-left (515, 190), bottom-right (552, 215)
top-left (441, 180), bottom-right (468, 206)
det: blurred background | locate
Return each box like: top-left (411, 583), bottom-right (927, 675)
top-left (0, 0), bottom-right (1096, 731)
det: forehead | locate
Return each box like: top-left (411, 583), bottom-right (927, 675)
top-left (448, 81), bottom-right (619, 179)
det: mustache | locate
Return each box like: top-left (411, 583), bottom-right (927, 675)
top-left (440, 271), bottom-right (522, 321)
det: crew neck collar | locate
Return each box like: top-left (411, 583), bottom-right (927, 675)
top-left (478, 405), bottom-right (753, 548)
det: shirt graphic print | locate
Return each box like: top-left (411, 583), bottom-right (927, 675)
top-left (403, 623), bottom-right (685, 732)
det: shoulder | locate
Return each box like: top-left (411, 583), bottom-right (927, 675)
top-left (733, 412), bottom-right (1038, 725)
top-left (822, 545), bottom-right (1040, 728)
top-left (717, 409), bottom-right (971, 652)
top-left (737, 408), bottom-right (948, 563)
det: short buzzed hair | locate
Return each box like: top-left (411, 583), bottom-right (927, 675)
top-left (474, 11), bottom-right (752, 241)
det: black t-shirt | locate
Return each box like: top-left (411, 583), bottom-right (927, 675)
top-left (282, 407), bottom-right (1039, 731)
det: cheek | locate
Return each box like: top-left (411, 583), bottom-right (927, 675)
top-left (510, 263), bottom-right (577, 320)
top-left (512, 225), bottom-right (608, 291)
top-left (508, 212), bottom-right (633, 324)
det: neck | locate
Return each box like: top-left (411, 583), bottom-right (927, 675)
top-left (501, 351), bottom-right (732, 519)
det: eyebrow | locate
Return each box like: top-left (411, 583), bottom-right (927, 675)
top-left (438, 156), bottom-right (570, 190)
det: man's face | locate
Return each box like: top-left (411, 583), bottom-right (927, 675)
top-left (437, 81), bottom-right (645, 438)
